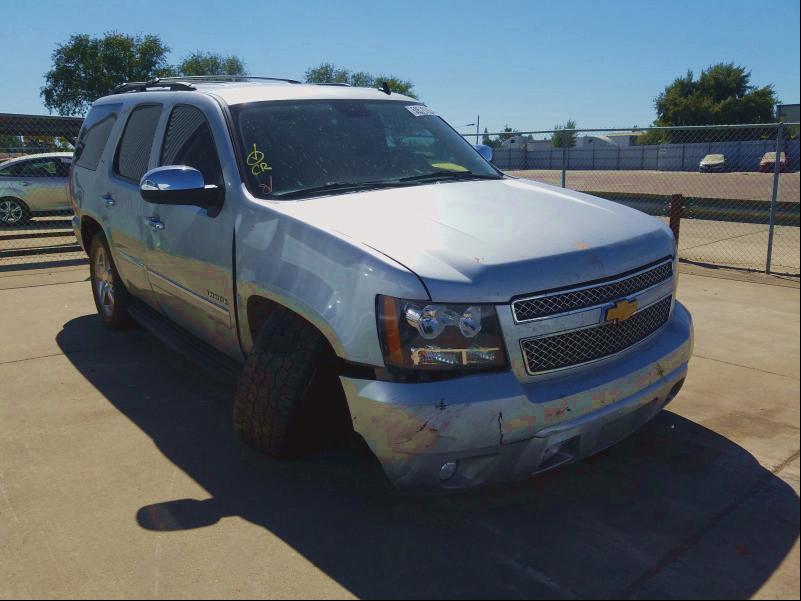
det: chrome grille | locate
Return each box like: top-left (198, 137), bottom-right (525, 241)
top-left (512, 261), bottom-right (673, 322)
top-left (521, 296), bottom-right (673, 374)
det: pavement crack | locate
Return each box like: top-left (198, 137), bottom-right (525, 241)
top-left (0, 340), bottom-right (142, 366)
top-left (692, 353), bottom-right (800, 381)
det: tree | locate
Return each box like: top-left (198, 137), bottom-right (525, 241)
top-left (651, 63), bottom-right (777, 141)
top-left (177, 51), bottom-right (246, 77)
top-left (304, 62), bottom-right (418, 98)
top-left (41, 32), bottom-right (174, 115)
top-left (551, 119), bottom-right (577, 148)
top-left (482, 127), bottom-right (496, 148)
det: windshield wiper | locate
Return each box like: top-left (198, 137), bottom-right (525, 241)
top-left (398, 170), bottom-right (502, 183)
top-left (273, 180), bottom-right (400, 199)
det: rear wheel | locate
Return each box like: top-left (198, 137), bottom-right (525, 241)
top-left (234, 307), bottom-right (351, 458)
top-left (89, 233), bottom-right (133, 328)
top-left (0, 197), bottom-right (30, 226)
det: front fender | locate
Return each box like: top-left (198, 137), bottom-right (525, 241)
top-left (235, 199), bottom-right (429, 366)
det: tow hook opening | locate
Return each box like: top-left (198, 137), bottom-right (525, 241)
top-left (439, 461), bottom-right (458, 481)
top-left (666, 378), bottom-right (686, 403)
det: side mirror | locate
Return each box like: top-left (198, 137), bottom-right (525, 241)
top-left (473, 144), bottom-right (493, 162)
top-left (140, 166), bottom-right (222, 209)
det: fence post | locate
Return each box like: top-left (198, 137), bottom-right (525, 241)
top-left (669, 194), bottom-right (684, 243)
top-left (560, 144), bottom-right (567, 188)
top-left (766, 123), bottom-right (783, 273)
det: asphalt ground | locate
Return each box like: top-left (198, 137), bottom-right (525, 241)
top-left (0, 263), bottom-right (799, 599)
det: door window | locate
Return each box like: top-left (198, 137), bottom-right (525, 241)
top-left (160, 105), bottom-right (223, 187)
top-left (114, 104), bottom-right (162, 182)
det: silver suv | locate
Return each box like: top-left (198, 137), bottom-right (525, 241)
top-left (70, 76), bottom-right (693, 491)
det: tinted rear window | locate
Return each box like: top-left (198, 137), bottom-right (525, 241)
top-left (114, 104), bottom-right (162, 182)
top-left (74, 103), bottom-right (121, 170)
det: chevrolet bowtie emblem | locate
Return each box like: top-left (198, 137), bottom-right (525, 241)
top-left (605, 299), bottom-right (638, 323)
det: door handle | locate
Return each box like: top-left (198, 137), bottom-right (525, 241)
top-left (102, 193), bottom-right (115, 207)
top-left (20, 181), bottom-right (31, 187)
top-left (145, 217), bottom-right (165, 231)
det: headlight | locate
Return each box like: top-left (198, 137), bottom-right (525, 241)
top-left (377, 295), bottom-right (507, 371)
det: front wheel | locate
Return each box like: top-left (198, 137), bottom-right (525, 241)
top-left (233, 308), bottom-right (351, 458)
top-left (89, 232), bottom-right (133, 328)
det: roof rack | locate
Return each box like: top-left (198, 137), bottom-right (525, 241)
top-left (157, 75), bottom-right (302, 84)
top-left (317, 82), bottom-right (351, 87)
top-left (112, 75), bottom-right (303, 95)
top-left (113, 79), bottom-right (197, 94)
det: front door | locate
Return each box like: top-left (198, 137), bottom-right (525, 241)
top-left (142, 104), bottom-right (240, 359)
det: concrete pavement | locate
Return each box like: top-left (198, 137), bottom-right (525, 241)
top-left (0, 264), bottom-right (798, 599)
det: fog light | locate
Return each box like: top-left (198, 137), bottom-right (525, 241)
top-left (439, 461), bottom-right (458, 481)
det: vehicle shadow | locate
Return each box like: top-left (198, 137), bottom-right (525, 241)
top-left (57, 315), bottom-right (799, 599)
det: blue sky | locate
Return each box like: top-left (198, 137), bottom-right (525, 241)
top-left (2, 0), bottom-right (799, 133)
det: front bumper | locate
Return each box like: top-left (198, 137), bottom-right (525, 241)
top-left (71, 215), bottom-right (84, 252)
top-left (341, 301), bottom-right (693, 491)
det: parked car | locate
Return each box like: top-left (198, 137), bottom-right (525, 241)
top-left (699, 153), bottom-right (725, 173)
top-left (0, 152), bottom-right (73, 225)
top-left (759, 151), bottom-right (788, 173)
top-left (70, 77), bottom-right (693, 492)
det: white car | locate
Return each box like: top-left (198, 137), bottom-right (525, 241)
top-left (0, 152), bottom-right (73, 225)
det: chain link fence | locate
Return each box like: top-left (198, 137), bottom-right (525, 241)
top-left (0, 113), bottom-right (84, 269)
top-left (478, 123), bottom-right (800, 275)
top-left (2, 114), bottom-right (799, 276)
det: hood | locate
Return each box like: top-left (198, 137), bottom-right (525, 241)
top-left (278, 178), bottom-right (675, 303)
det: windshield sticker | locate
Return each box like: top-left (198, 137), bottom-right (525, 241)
top-left (431, 162), bottom-right (468, 172)
top-left (405, 105), bottom-right (437, 117)
top-left (247, 144), bottom-right (272, 176)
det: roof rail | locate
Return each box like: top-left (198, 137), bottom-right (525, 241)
top-left (317, 82), bottom-right (351, 87)
top-left (113, 79), bottom-right (197, 94)
top-left (111, 75), bottom-right (303, 95)
top-left (157, 75), bottom-right (302, 84)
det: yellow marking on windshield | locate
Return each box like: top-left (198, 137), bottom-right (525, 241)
top-left (431, 162), bottom-right (468, 172)
top-left (247, 143), bottom-right (272, 176)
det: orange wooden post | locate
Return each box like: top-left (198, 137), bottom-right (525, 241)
top-left (668, 194), bottom-right (684, 243)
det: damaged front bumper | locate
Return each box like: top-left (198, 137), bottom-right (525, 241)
top-left (341, 301), bottom-right (693, 492)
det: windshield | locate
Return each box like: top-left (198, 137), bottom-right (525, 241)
top-left (230, 100), bottom-right (500, 199)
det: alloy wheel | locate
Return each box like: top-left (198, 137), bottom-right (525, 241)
top-left (0, 199), bottom-right (24, 225)
top-left (93, 245), bottom-right (115, 318)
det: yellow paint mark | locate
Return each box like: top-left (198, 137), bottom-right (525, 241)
top-left (247, 143), bottom-right (272, 176)
top-left (431, 162), bottom-right (468, 172)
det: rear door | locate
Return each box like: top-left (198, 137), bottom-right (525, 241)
top-left (142, 103), bottom-right (240, 358)
top-left (106, 103), bottom-right (163, 306)
top-left (8, 157), bottom-right (71, 213)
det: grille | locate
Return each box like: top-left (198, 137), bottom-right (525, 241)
top-left (512, 261), bottom-right (673, 322)
top-left (521, 296), bottom-right (673, 374)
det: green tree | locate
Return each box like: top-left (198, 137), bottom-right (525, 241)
top-left (41, 32), bottom-right (174, 115)
top-left (304, 62), bottom-right (417, 98)
top-left (651, 63), bottom-right (777, 141)
top-left (551, 119), bottom-right (577, 148)
top-left (177, 51), bottom-right (246, 76)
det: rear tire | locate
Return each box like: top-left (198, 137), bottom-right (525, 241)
top-left (89, 232), bottom-right (133, 328)
top-left (234, 307), bottom-right (351, 458)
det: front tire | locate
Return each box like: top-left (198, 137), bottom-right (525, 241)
top-left (234, 308), bottom-right (350, 458)
top-left (89, 232), bottom-right (133, 328)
